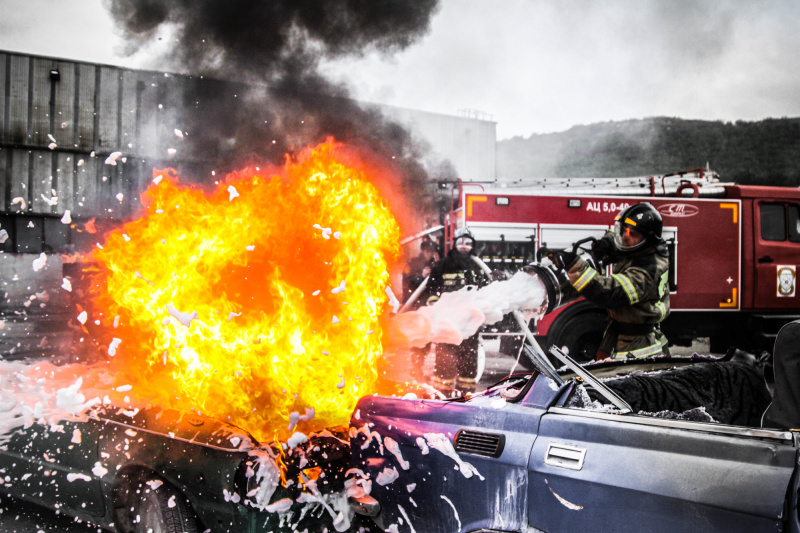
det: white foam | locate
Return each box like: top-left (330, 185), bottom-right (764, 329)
top-left (393, 271), bottom-right (547, 347)
top-left (375, 466), bottom-right (399, 486)
top-left (166, 303), bottom-right (198, 327)
top-left (424, 432), bottom-right (484, 480)
top-left (385, 437), bottom-right (410, 470)
top-left (287, 431), bottom-right (308, 448)
top-left (104, 152), bottom-right (122, 166)
top-left (32, 253), bottom-right (48, 272)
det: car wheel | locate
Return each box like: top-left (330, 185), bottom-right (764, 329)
top-left (135, 480), bottom-right (202, 533)
top-left (116, 473), bottom-right (203, 533)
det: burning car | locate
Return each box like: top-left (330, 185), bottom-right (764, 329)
top-left (348, 329), bottom-right (800, 532)
top-left (0, 393), bottom-right (356, 532)
top-left (0, 141), bottom-right (409, 532)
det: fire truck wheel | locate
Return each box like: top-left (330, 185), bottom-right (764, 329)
top-left (499, 335), bottom-right (524, 357)
top-left (548, 312), bottom-right (606, 363)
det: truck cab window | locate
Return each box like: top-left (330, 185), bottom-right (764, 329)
top-left (789, 205), bottom-right (800, 243)
top-left (761, 204), bottom-right (786, 241)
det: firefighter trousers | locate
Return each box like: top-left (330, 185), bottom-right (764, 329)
top-left (433, 333), bottom-right (480, 393)
top-left (614, 331), bottom-right (670, 359)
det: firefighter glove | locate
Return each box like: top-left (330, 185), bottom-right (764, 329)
top-left (548, 250), bottom-right (578, 270)
top-left (591, 234), bottom-right (617, 262)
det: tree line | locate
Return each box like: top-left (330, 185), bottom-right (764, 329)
top-left (497, 117), bottom-right (800, 187)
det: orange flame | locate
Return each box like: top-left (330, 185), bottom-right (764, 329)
top-left (89, 140), bottom-right (401, 441)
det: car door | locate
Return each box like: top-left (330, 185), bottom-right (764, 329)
top-left (754, 201), bottom-right (800, 309)
top-left (351, 391), bottom-right (549, 533)
top-left (527, 408), bottom-right (796, 532)
top-left (2, 418), bottom-right (107, 517)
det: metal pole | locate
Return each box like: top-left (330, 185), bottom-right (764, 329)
top-left (513, 312), bottom-right (563, 385)
top-left (399, 226), bottom-right (444, 246)
top-left (398, 276), bottom-right (429, 314)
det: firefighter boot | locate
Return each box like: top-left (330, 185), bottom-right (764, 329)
top-left (457, 376), bottom-right (478, 397)
top-left (431, 375), bottom-right (459, 398)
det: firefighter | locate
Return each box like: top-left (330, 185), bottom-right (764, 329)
top-left (424, 227), bottom-right (490, 394)
top-left (402, 238), bottom-right (438, 305)
top-left (402, 239), bottom-right (439, 380)
top-left (549, 202), bottom-right (671, 360)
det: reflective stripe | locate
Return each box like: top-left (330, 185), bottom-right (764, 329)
top-left (612, 273), bottom-right (639, 304)
top-left (655, 301), bottom-right (667, 321)
top-left (572, 268), bottom-right (598, 291)
top-left (432, 376), bottom-right (455, 388)
top-left (458, 382), bottom-right (477, 393)
top-left (628, 341), bottom-right (665, 358)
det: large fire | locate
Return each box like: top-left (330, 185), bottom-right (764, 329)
top-left (87, 140), bottom-right (402, 441)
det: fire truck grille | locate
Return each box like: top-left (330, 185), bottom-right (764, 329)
top-left (454, 430), bottom-right (505, 458)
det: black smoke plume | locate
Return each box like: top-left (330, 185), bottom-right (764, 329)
top-left (105, 0), bottom-right (442, 216)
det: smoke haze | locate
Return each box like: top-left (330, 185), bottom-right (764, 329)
top-left (104, 0), bottom-right (442, 216)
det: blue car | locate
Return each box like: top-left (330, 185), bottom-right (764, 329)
top-left (348, 324), bottom-right (800, 532)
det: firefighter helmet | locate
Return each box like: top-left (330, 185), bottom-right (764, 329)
top-left (453, 227), bottom-right (475, 245)
top-left (420, 239), bottom-right (437, 253)
top-left (453, 227), bottom-right (476, 255)
top-left (613, 202), bottom-right (663, 252)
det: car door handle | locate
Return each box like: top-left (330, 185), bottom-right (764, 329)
top-left (544, 443), bottom-right (586, 471)
top-left (758, 256), bottom-right (774, 263)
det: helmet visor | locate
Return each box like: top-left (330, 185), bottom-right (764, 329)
top-left (614, 221), bottom-right (646, 251)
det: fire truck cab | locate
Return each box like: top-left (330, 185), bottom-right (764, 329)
top-left (444, 170), bottom-right (800, 359)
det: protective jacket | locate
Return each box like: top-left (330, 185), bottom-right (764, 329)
top-left (402, 253), bottom-right (436, 305)
top-left (566, 243), bottom-right (670, 358)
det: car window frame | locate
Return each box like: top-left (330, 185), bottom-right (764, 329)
top-left (547, 406), bottom-right (794, 442)
top-left (545, 345), bottom-right (794, 441)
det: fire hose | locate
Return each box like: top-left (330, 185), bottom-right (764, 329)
top-left (469, 255), bottom-right (564, 383)
top-left (397, 238), bottom-right (602, 382)
top-left (398, 276), bottom-right (429, 314)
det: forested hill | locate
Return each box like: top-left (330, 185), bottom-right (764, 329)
top-left (496, 117), bottom-right (800, 186)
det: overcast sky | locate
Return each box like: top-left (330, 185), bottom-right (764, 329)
top-left (0, 0), bottom-right (798, 140)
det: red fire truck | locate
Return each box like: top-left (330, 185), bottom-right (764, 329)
top-left (443, 169), bottom-right (800, 360)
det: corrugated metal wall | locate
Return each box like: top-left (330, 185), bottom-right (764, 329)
top-left (0, 49), bottom-right (498, 357)
top-left (2, 53), bottom-right (155, 227)
top-left (0, 52), bottom-right (220, 232)
top-left (0, 50), bottom-right (497, 239)
top-left (0, 52), bottom-right (211, 356)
